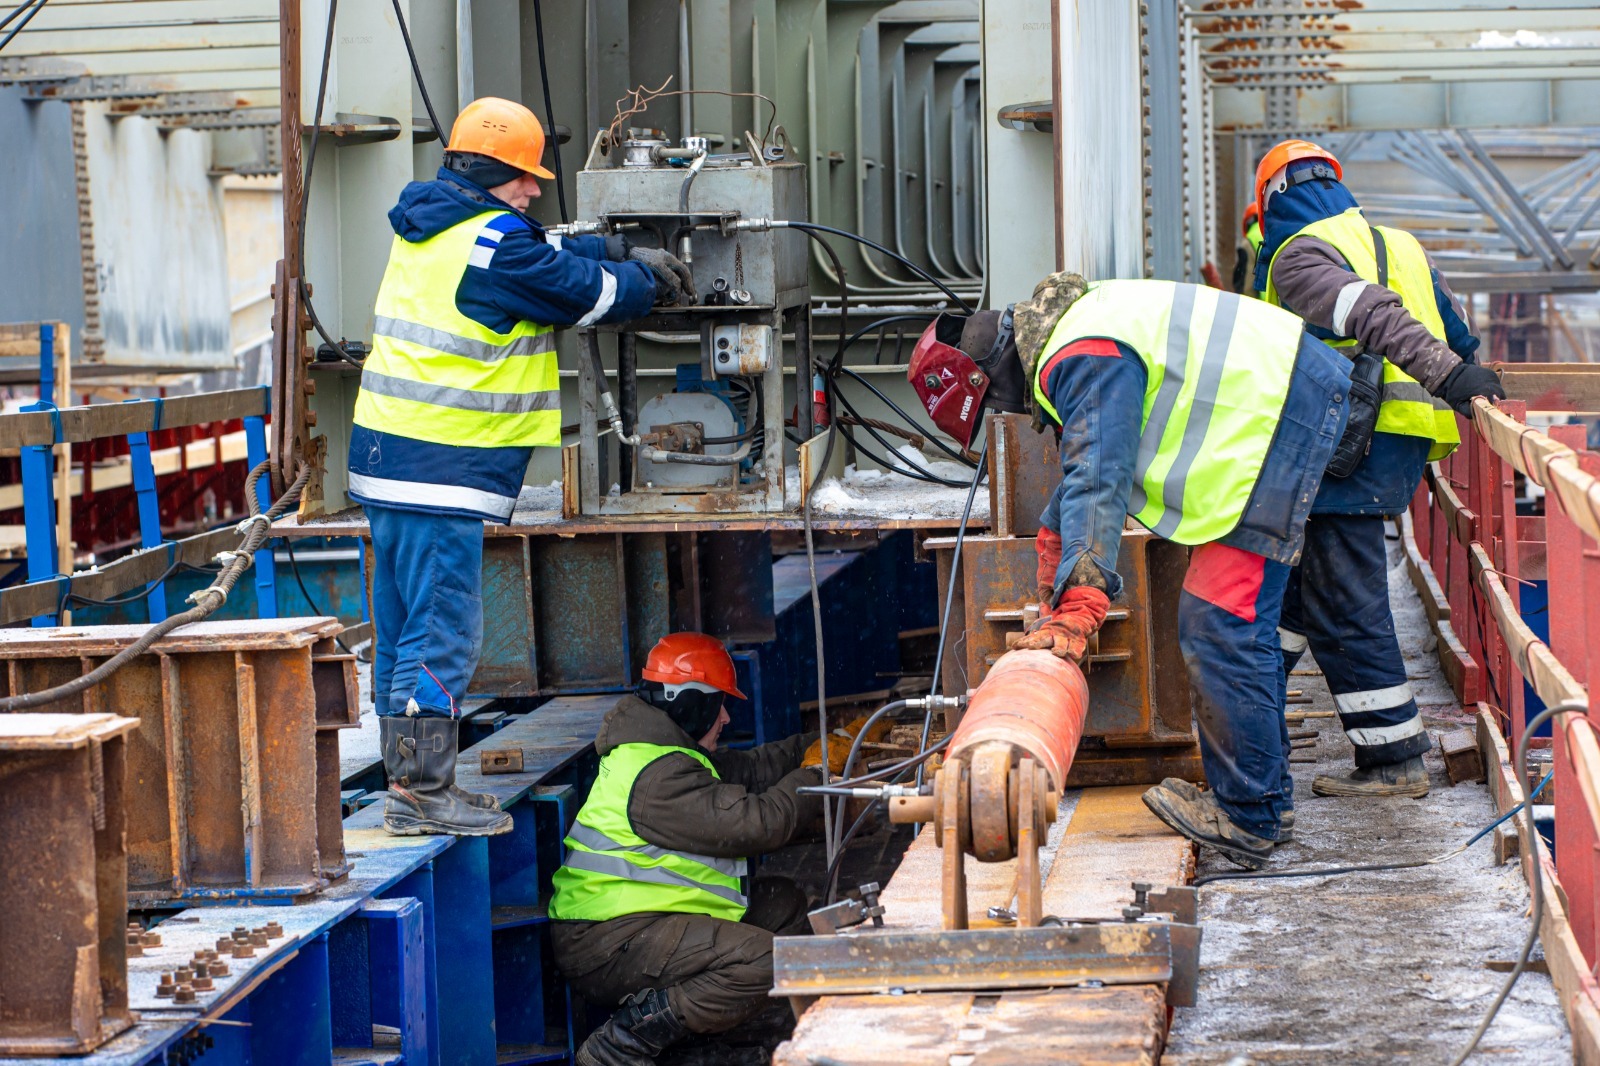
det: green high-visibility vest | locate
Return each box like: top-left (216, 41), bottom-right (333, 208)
top-left (353, 212), bottom-right (561, 449)
top-left (1245, 219), bottom-right (1263, 254)
top-left (1263, 208), bottom-right (1459, 461)
top-left (1031, 280), bottom-right (1306, 546)
top-left (548, 742), bottom-right (749, 923)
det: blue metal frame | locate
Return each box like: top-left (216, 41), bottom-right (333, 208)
top-left (126, 404), bottom-right (168, 622)
top-left (19, 402), bottom-right (60, 627)
top-left (244, 414), bottom-right (278, 619)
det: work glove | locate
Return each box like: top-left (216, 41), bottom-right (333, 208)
top-left (1011, 585), bottom-right (1110, 663)
top-left (628, 246), bottom-right (698, 307)
top-left (604, 234), bottom-right (631, 261)
top-left (1440, 362), bottom-right (1505, 419)
top-left (801, 715), bottom-right (894, 775)
top-left (1034, 527), bottom-right (1063, 621)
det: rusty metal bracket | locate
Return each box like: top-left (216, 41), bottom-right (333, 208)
top-left (806, 882), bottom-right (885, 934)
top-left (1132, 882), bottom-right (1198, 926)
top-left (771, 921), bottom-right (1203, 1007)
top-left (480, 748), bottom-right (525, 774)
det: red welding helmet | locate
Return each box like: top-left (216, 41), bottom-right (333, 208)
top-left (908, 307), bottom-right (1027, 449)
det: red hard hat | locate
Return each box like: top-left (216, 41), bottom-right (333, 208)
top-left (1253, 138), bottom-right (1341, 218)
top-left (642, 633), bottom-right (747, 700)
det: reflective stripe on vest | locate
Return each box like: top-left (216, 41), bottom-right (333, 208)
top-left (1264, 209), bottom-right (1459, 460)
top-left (1031, 280), bottom-right (1306, 545)
top-left (548, 742), bottom-right (749, 923)
top-left (353, 212), bottom-right (560, 450)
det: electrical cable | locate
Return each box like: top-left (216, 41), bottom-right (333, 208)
top-left (389, 0), bottom-right (444, 142)
top-left (797, 229), bottom-right (848, 866)
top-left (528, 0), bottom-right (569, 223)
top-left (282, 538), bottom-right (356, 655)
top-left (1450, 700), bottom-right (1585, 1066)
top-left (831, 389), bottom-right (973, 488)
top-left (918, 436), bottom-right (988, 783)
top-left (836, 365), bottom-right (975, 467)
top-left (780, 222), bottom-right (973, 314)
top-left (0, 0), bottom-right (46, 52)
top-left (0, 462), bottom-right (312, 713)
top-left (0, 0), bottom-right (41, 34)
top-left (296, 0), bottom-right (365, 368)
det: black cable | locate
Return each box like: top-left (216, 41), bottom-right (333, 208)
top-left (529, 0), bottom-right (568, 223)
top-left (919, 437), bottom-right (988, 781)
top-left (783, 222), bottom-right (973, 313)
top-left (0, 0), bottom-right (41, 34)
top-left (0, 0), bottom-right (46, 52)
top-left (1451, 700), bottom-right (1584, 1065)
top-left (832, 389), bottom-right (974, 488)
top-left (296, 0), bottom-right (364, 368)
top-left (837, 366), bottom-right (976, 467)
top-left (390, 0), bottom-right (445, 142)
top-left (283, 538), bottom-right (355, 655)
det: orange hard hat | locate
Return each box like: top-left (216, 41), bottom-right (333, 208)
top-left (447, 97), bottom-right (555, 180)
top-left (1241, 201), bottom-right (1260, 237)
top-left (1253, 138), bottom-right (1341, 217)
top-left (642, 633), bottom-right (747, 700)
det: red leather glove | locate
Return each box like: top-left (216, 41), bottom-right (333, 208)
top-left (1013, 586), bottom-right (1110, 662)
top-left (1034, 528), bottom-right (1064, 621)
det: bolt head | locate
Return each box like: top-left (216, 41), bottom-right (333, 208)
top-left (924, 374), bottom-right (940, 389)
top-left (968, 372), bottom-right (984, 387)
top-left (208, 960), bottom-right (231, 977)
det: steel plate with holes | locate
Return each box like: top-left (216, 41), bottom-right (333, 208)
top-left (771, 923), bottom-right (1202, 1006)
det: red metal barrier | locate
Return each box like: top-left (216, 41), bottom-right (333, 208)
top-left (1405, 397), bottom-right (1600, 1052)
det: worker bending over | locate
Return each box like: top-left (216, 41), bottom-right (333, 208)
top-left (908, 271), bottom-right (1502, 869)
top-left (549, 632), bottom-right (884, 1065)
top-left (348, 97), bottom-right (695, 837)
top-left (1255, 139), bottom-right (1502, 798)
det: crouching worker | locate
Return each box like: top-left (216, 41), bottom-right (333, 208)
top-left (549, 632), bottom-right (885, 1065)
top-left (910, 273), bottom-right (1356, 870)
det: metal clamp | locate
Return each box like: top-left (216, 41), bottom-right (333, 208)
top-left (806, 882), bottom-right (885, 935)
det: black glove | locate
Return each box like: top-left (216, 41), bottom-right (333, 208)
top-left (628, 246), bottom-right (698, 307)
top-left (1440, 362), bottom-right (1505, 418)
top-left (604, 234), bottom-right (630, 262)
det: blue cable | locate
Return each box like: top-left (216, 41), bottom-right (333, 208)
top-left (1462, 768), bottom-right (1554, 849)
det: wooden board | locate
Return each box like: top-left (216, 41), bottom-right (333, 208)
top-left (0, 617), bottom-right (341, 656)
top-left (0, 713), bottom-right (138, 748)
top-left (1477, 707), bottom-right (1600, 1066)
top-left (773, 987), bottom-right (1166, 1066)
top-left (778, 785), bottom-right (1192, 1065)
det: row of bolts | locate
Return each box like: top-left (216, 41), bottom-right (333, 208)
top-left (126, 920), bottom-right (286, 1004)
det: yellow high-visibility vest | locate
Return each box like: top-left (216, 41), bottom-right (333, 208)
top-left (1032, 280), bottom-right (1306, 545)
top-left (353, 212), bottom-right (560, 449)
top-left (1264, 208), bottom-right (1459, 461)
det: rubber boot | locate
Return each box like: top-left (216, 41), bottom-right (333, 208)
top-left (1142, 782), bottom-right (1273, 870)
top-left (1157, 777), bottom-right (1293, 844)
top-left (378, 718), bottom-right (501, 812)
top-left (1312, 755), bottom-right (1430, 799)
top-left (575, 988), bottom-right (689, 1066)
top-left (382, 717), bottom-right (512, 836)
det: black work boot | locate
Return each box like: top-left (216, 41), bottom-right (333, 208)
top-left (382, 717), bottom-right (512, 836)
top-left (1312, 755), bottom-right (1430, 798)
top-left (378, 718), bottom-right (501, 812)
top-left (1142, 782), bottom-right (1273, 870)
top-left (575, 988), bottom-right (689, 1066)
top-left (1156, 777), bottom-right (1294, 844)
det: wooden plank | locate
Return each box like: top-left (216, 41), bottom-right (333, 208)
top-left (1040, 785), bottom-right (1194, 920)
top-left (0, 387), bottom-right (269, 449)
top-left (1477, 707), bottom-right (1600, 1066)
top-left (0, 713), bottom-right (139, 748)
top-left (1500, 365), bottom-right (1600, 414)
top-left (0, 617), bottom-right (341, 657)
top-left (773, 986), bottom-right (1165, 1066)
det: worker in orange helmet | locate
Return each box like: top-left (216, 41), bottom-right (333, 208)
top-left (1232, 201), bottom-right (1263, 294)
top-left (355, 98), bottom-right (696, 839)
top-left (1253, 137), bottom-right (1502, 800)
top-left (548, 632), bottom-right (887, 1064)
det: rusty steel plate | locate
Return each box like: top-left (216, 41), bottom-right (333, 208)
top-left (771, 922), bottom-right (1201, 1006)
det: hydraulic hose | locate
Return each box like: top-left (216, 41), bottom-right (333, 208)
top-left (0, 462), bottom-right (311, 712)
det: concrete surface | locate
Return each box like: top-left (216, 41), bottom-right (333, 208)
top-left (1164, 530), bottom-right (1570, 1065)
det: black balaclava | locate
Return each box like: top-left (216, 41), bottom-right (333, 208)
top-left (639, 680), bottom-right (725, 740)
top-left (443, 150), bottom-right (527, 192)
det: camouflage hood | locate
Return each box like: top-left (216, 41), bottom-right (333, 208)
top-left (1013, 271), bottom-right (1090, 385)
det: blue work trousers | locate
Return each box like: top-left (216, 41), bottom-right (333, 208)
top-left (1179, 542), bottom-right (1294, 840)
top-left (1279, 514), bottom-right (1429, 768)
top-left (367, 505), bottom-right (485, 718)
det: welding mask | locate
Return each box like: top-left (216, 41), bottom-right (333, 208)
top-left (908, 307), bottom-right (1026, 449)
